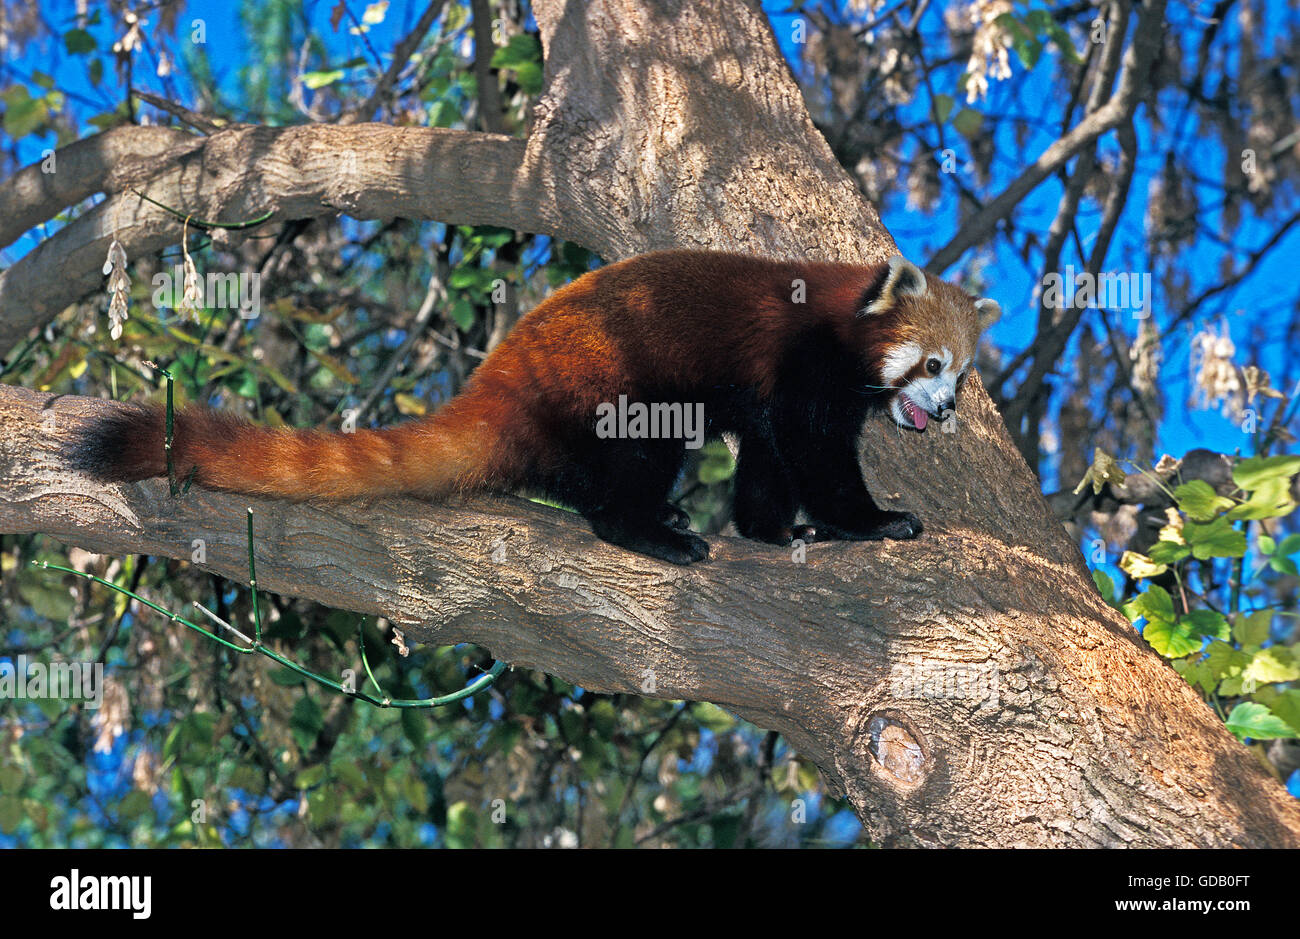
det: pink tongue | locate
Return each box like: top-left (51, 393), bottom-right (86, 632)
top-left (912, 403), bottom-right (928, 430)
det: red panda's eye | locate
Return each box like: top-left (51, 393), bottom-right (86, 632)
top-left (926, 358), bottom-right (942, 375)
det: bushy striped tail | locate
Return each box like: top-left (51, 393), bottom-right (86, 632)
top-left (66, 401), bottom-right (496, 501)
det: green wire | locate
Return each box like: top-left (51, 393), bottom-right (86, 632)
top-left (38, 559), bottom-right (506, 708)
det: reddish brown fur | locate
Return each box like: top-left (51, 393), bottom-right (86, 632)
top-left (74, 250), bottom-right (943, 502)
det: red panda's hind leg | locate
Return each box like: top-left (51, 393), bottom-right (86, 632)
top-left (540, 436), bottom-right (707, 565)
top-left (588, 510), bottom-right (710, 565)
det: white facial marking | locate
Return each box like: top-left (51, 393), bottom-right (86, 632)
top-left (889, 346), bottom-right (966, 429)
top-left (881, 341), bottom-right (923, 383)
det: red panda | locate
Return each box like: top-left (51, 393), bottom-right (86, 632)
top-left (69, 250), bottom-right (999, 565)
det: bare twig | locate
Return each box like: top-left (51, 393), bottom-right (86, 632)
top-left (343, 0), bottom-right (449, 125)
top-left (926, 0), bottom-right (1162, 272)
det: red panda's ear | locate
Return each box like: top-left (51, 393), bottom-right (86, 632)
top-left (860, 255), bottom-right (928, 316)
top-left (975, 298), bottom-right (1001, 332)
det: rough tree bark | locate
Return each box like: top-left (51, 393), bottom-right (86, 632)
top-left (2, 0), bottom-right (1298, 846)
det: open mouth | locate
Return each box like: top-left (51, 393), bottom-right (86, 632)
top-left (899, 393), bottom-right (929, 431)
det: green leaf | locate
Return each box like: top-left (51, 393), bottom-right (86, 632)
top-left (1180, 609), bottom-right (1230, 641)
top-left (295, 764), bottom-right (328, 789)
top-left (291, 695), bottom-right (324, 751)
top-left (117, 790), bottom-right (151, 820)
top-left (401, 706), bottom-right (428, 748)
top-left (448, 266), bottom-right (495, 291)
top-left (1276, 533), bottom-right (1300, 556)
top-left (448, 297), bottom-right (476, 330)
top-left (467, 226), bottom-right (514, 249)
top-left (1270, 556), bottom-right (1299, 576)
top-left (1147, 540), bottom-right (1191, 565)
top-left (1123, 583), bottom-right (1174, 626)
top-left (1173, 480), bottom-right (1233, 521)
top-left (1225, 702), bottom-right (1299, 741)
top-left (427, 98), bottom-right (458, 128)
top-left (995, 13), bottom-right (1041, 68)
top-left (513, 62), bottom-right (543, 96)
top-left (932, 93), bottom-right (955, 124)
top-left (268, 666), bottom-right (305, 687)
top-left (1225, 476), bottom-right (1294, 520)
top-left (1091, 568), bottom-right (1115, 604)
top-left (18, 572), bottom-right (76, 622)
top-left (185, 712), bottom-right (218, 745)
top-left (1182, 516), bottom-right (1247, 559)
top-left (64, 28), bottom-right (97, 54)
top-left (691, 702), bottom-right (735, 733)
top-left (589, 699), bottom-right (617, 737)
top-left (1174, 658), bottom-right (1216, 695)
top-left (302, 68), bottom-right (345, 90)
top-left (1232, 610), bottom-right (1272, 648)
top-left (1024, 10), bottom-right (1054, 30)
top-left (1045, 23), bottom-right (1083, 63)
top-left (3, 90), bottom-right (47, 138)
top-left (490, 33), bottom-right (542, 70)
top-left (1260, 689), bottom-right (1300, 734)
top-left (1243, 647), bottom-right (1300, 685)
top-left (1206, 639), bottom-right (1249, 682)
top-left (1142, 615), bottom-right (1202, 658)
top-left (444, 800), bottom-right (476, 848)
top-left (0, 796), bottom-right (22, 834)
top-left (697, 440), bottom-right (735, 484)
top-left (332, 761), bottom-right (367, 790)
top-left (951, 109), bottom-right (984, 138)
top-left (1232, 454), bottom-right (1300, 491)
top-left (307, 788), bottom-right (338, 822)
top-left (0, 765), bottom-right (23, 795)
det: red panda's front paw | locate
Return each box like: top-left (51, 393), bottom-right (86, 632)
top-left (657, 503), bottom-right (693, 530)
top-left (808, 511), bottom-right (923, 542)
top-left (870, 511), bottom-right (923, 540)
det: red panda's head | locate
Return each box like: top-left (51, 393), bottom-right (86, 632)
top-left (857, 255), bottom-right (1000, 431)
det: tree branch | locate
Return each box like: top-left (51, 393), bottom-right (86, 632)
top-left (0, 125), bottom-right (197, 251)
top-left (4, 381), bottom-right (1298, 846)
top-left (0, 124), bottom-right (540, 357)
top-left (926, 0), bottom-right (1163, 272)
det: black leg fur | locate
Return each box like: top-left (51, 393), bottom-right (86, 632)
top-left (733, 427), bottom-right (799, 545)
top-left (535, 434), bottom-right (708, 565)
top-left (755, 328), bottom-right (925, 546)
top-left (780, 435), bottom-right (922, 542)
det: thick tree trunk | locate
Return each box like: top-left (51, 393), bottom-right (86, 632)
top-left (2, 0), bottom-right (1298, 845)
